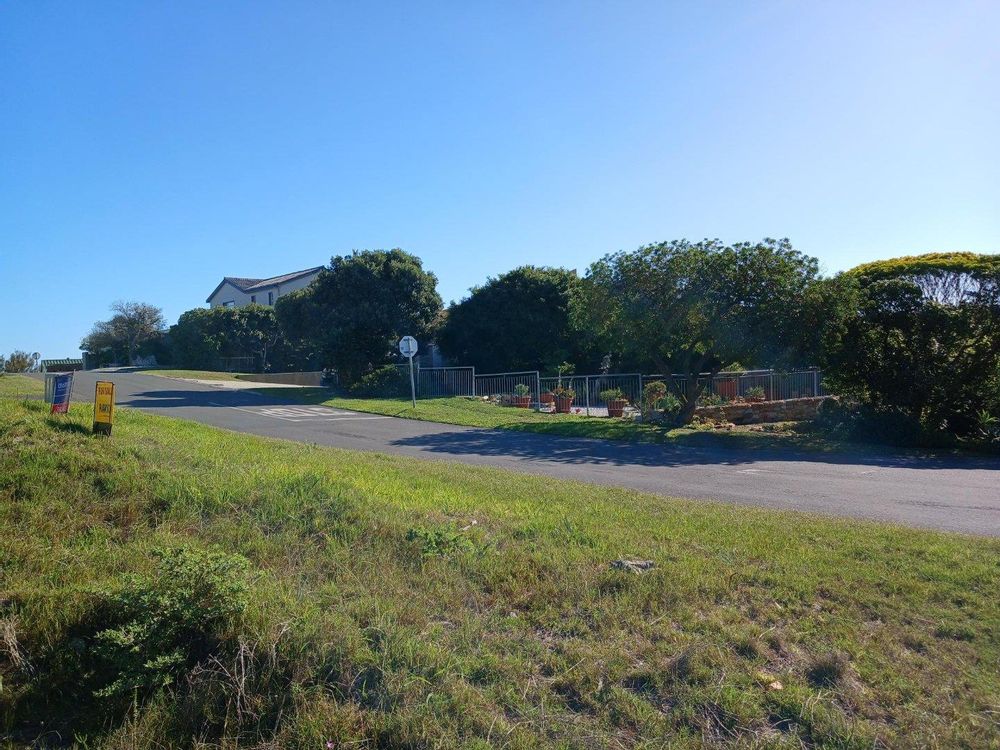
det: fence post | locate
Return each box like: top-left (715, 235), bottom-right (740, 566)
top-left (472, 367), bottom-right (476, 397)
top-left (535, 371), bottom-right (541, 409)
top-left (585, 375), bottom-right (591, 416)
top-left (813, 369), bottom-right (818, 397)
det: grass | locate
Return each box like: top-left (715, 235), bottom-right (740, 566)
top-left (139, 368), bottom-right (252, 381)
top-left (2, 399), bottom-right (999, 748)
top-left (265, 391), bottom-right (838, 451)
top-left (0, 374), bottom-right (43, 399)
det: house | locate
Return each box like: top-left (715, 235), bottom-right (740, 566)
top-left (206, 266), bottom-right (324, 308)
top-left (41, 358), bottom-right (84, 373)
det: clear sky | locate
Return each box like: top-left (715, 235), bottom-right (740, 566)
top-left (2, 1), bottom-right (998, 359)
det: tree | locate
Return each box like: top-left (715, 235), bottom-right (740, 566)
top-left (81, 301), bottom-right (166, 366)
top-left (3, 350), bottom-right (40, 373)
top-left (576, 238), bottom-right (820, 423)
top-left (823, 252), bottom-right (1000, 437)
top-left (169, 305), bottom-right (295, 372)
top-left (438, 266), bottom-right (592, 373)
top-left (275, 249), bottom-right (442, 383)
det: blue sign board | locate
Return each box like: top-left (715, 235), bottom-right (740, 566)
top-left (50, 373), bottom-right (73, 414)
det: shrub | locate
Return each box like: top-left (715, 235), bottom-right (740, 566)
top-left (599, 387), bottom-right (624, 402)
top-left (90, 547), bottom-right (251, 701)
top-left (642, 381), bottom-right (668, 410)
top-left (744, 385), bottom-right (766, 401)
top-left (553, 386), bottom-right (575, 399)
top-left (349, 365), bottom-right (408, 397)
top-left (513, 383), bottom-right (531, 397)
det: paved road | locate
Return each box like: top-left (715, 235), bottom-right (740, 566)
top-left (46, 370), bottom-right (1000, 537)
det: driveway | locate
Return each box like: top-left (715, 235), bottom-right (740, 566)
top-left (45, 369), bottom-right (1000, 537)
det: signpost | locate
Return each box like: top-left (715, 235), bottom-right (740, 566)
top-left (398, 335), bottom-right (418, 408)
top-left (93, 380), bottom-right (115, 435)
top-left (49, 373), bottom-right (73, 414)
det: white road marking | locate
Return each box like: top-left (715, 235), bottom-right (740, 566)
top-left (208, 402), bottom-right (389, 423)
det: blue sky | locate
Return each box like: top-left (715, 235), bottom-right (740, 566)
top-left (2, 1), bottom-right (998, 358)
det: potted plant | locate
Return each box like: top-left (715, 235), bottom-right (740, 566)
top-left (539, 389), bottom-right (555, 406)
top-left (600, 387), bottom-right (629, 418)
top-left (744, 385), bottom-right (767, 403)
top-left (512, 383), bottom-right (532, 408)
top-left (552, 385), bottom-right (575, 413)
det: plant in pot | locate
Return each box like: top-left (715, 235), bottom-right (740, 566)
top-left (511, 383), bottom-right (532, 408)
top-left (600, 387), bottom-right (629, 418)
top-left (744, 385), bottom-right (767, 403)
top-left (552, 385), bottom-right (575, 413)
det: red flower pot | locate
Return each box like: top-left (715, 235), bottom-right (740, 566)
top-left (555, 396), bottom-right (574, 413)
top-left (607, 398), bottom-right (627, 418)
top-left (539, 393), bottom-right (555, 405)
top-left (512, 395), bottom-right (531, 408)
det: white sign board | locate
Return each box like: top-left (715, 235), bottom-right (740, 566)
top-left (398, 336), bottom-right (418, 358)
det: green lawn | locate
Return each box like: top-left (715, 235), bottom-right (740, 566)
top-left (2, 398), bottom-right (998, 748)
top-left (0, 373), bottom-right (43, 398)
top-left (267, 391), bottom-right (833, 451)
top-left (139, 368), bottom-right (251, 381)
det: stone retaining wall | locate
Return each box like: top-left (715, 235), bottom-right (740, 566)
top-left (694, 396), bottom-right (832, 425)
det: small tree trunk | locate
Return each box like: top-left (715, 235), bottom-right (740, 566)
top-left (675, 375), bottom-right (703, 425)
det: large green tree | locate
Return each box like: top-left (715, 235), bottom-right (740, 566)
top-left (275, 249), bottom-right (441, 383)
top-left (80, 301), bottom-right (166, 366)
top-left (438, 266), bottom-right (590, 373)
top-left (170, 305), bottom-right (296, 371)
top-left (823, 252), bottom-right (1000, 436)
top-left (576, 238), bottom-right (821, 422)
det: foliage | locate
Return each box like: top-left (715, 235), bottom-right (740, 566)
top-left (405, 525), bottom-right (479, 558)
top-left (552, 385), bottom-right (575, 399)
top-left (438, 266), bottom-right (593, 373)
top-left (2, 350), bottom-right (40, 373)
top-left (744, 386), bottom-right (766, 401)
top-left (348, 363), bottom-right (408, 397)
top-left (513, 383), bottom-right (531, 397)
top-left (169, 305), bottom-right (303, 372)
top-left (599, 387), bottom-right (624, 402)
top-left (275, 249), bottom-right (441, 384)
top-left (641, 381), bottom-right (681, 420)
top-left (80, 301), bottom-right (167, 366)
top-left (823, 252), bottom-right (1000, 437)
top-left (576, 238), bottom-right (820, 423)
top-left (89, 547), bottom-right (250, 701)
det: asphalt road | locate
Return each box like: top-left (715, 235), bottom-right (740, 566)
top-left (47, 370), bottom-right (1000, 537)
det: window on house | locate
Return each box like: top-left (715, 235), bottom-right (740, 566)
top-left (250, 295), bottom-right (256, 304)
top-left (268, 291), bottom-right (274, 305)
top-left (222, 300), bottom-right (235, 307)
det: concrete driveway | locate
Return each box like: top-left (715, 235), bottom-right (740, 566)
top-left (45, 369), bottom-right (1000, 537)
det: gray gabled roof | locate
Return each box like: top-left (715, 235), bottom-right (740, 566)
top-left (206, 266), bottom-right (324, 303)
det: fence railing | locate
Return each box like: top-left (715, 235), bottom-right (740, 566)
top-left (473, 370), bottom-right (541, 402)
top-left (539, 373), bottom-right (645, 415)
top-left (642, 369), bottom-right (826, 402)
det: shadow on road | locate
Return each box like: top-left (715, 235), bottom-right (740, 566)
top-left (389, 428), bottom-right (1000, 471)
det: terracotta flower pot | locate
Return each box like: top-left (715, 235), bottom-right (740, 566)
top-left (512, 395), bottom-right (531, 408)
top-left (539, 393), bottom-right (555, 405)
top-left (555, 396), bottom-right (574, 413)
top-left (607, 398), bottom-right (627, 418)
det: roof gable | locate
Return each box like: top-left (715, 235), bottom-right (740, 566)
top-left (205, 267), bottom-right (324, 304)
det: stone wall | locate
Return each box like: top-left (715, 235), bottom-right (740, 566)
top-left (694, 396), bottom-right (833, 425)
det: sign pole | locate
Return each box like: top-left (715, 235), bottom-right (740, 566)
top-left (398, 336), bottom-right (419, 408)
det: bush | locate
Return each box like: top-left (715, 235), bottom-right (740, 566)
top-left (90, 547), bottom-right (251, 701)
top-left (814, 399), bottom-right (955, 448)
top-left (349, 365), bottom-right (408, 397)
top-left (513, 383), bottom-right (531, 397)
top-left (599, 387), bottom-right (624, 402)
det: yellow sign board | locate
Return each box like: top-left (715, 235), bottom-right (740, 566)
top-left (93, 380), bottom-right (115, 435)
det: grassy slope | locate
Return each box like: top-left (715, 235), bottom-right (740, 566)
top-left (271, 392), bottom-right (832, 451)
top-left (1, 399), bottom-right (998, 748)
top-left (0, 374), bottom-right (43, 398)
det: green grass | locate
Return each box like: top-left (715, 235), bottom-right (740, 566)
top-left (2, 399), bottom-right (998, 748)
top-left (266, 392), bottom-right (836, 451)
top-left (0, 373), bottom-right (43, 398)
top-left (139, 368), bottom-right (251, 381)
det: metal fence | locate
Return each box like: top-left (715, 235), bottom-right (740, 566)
top-left (473, 370), bottom-right (541, 402)
top-left (217, 356), bottom-right (258, 372)
top-left (539, 373), bottom-right (644, 416)
top-left (642, 369), bottom-right (826, 402)
top-left (414, 366), bottom-right (475, 397)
